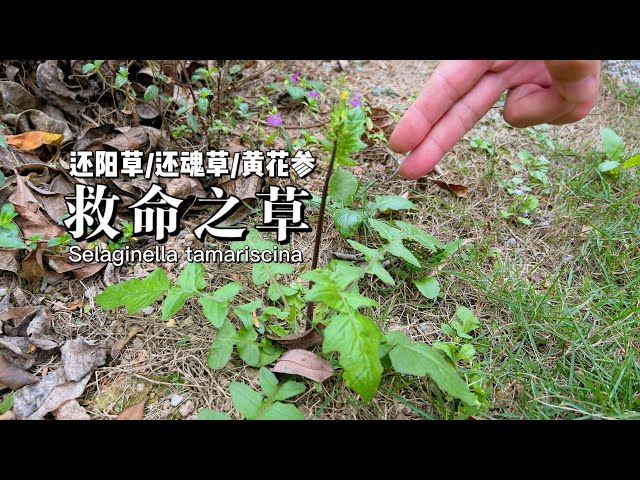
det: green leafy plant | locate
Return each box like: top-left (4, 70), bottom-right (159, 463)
top-left (470, 135), bottom-right (495, 155)
top-left (0, 203), bottom-right (27, 249)
top-left (597, 127), bottom-right (640, 176)
top-left (0, 392), bottom-right (13, 415)
top-left (198, 367), bottom-right (305, 420)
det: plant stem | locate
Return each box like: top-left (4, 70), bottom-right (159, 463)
top-left (306, 139), bottom-right (338, 325)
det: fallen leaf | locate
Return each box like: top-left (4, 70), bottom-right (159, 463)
top-left (36, 61), bottom-right (85, 117)
top-left (61, 337), bottom-right (107, 382)
top-left (0, 356), bottom-right (39, 390)
top-left (0, 336), bottom-right (31, 355)
top-left (0, 251), bottom-right (19, 275)
top-left (0, 81), bottom-right (40, 111)
top-left (426, 177), bottom-right (469, 198)
top-left (266, 327), bottom-right (323, 350)
top-left (12, 204), bottom-right (65, 240)
top-left (13, 369), bottom-right (90, 420)
top-left (21, 247), bottom-right (45, 286)
top-left (111, 323), bottom-right (143, 358)
top-left (66, 301), bottom-right (83, 311)
top-left (271, 349), bottom-right (334, 382)
top-left (116, 397), bottom-right (146, 420)
top-left (7, 131), bottom-right (63, 152)
top-left (13, 109), bottom-right (75, 146)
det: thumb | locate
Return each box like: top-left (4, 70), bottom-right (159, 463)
top-left (544, 60), bottom-right (601, 104)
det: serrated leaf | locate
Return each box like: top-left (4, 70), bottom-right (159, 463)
top-left (394, 221), bottom-right (440, 252)
top-left (329, 105), bottom-right (367, 166)
top-left (211, 282), bottom-right (242, 302)
top-left (0, 225), bottom-right (27, 249)
top-left (237, 326), bottom-right (260, 366)
top-left (96, 268), bottom-right (170, 314)
top-left (329, 168), bottom-right (358, 207)
top-left (389, 342), bottom-right (479, 407)
top-left (259, 401), bottom-right (304, 420)
top-left (199, 296), bottom-right (228, 327)
top-left (161, 288), bottom-right (192, 320)
top-left (177, 262), bottom-right (207, 291)
top-left (234, 300), bottom-right (262, 328)
top-left (198, 408), bottom-right (232, 420)
top-left (622, 153), bottom-right (640, 169)
top-left (267, 282), bottom-right (297, 301)
top-left (347, 240), bottom-right (395, 285)
top-left (305, 283), bottom-right (378, 312)
top-left (414, 276), bottom-right (440, 300)
top-left (197, 96), bottom-right (209, 114)
top-left (323, 312), bottom-right (382, 402)
top-left (373, 195), bottom-right (415, 213)
top-left (144, 84), bottom-right (159, 102)
top-left (207, 318), bottom-right (237, 369)
top-left (333, 208), bottom-right (365, 238)
top-left (601, 128), bottom-right (625, 162)
top-left (229, 382), bottom-right (263, 419)
top-left (252, 262), bottom-right (294, 286)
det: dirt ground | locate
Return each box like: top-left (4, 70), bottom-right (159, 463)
top-left (1, 60), bottom-right (638, 420)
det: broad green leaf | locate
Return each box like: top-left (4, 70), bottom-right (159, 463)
top-left (601, 128), bottom-right (625, 162)
top-left (236, 326), bottom-right (260, 366)
top-left (96, 268), bottom-right (170, 314)
top-left (456, 344), bottom-right (476, 362)
top-left (115, 74), bottom-right (127, 89)
top-left (368, 218), bottom-right (423, 267)
top-left (285, 84), bottom-right (306, 100)
top-left (347, 240), bottom-right (395, 285)
top-left (187, 112), bottom-right (199, 133)
top-left (210, 282), bottom-right (242, 302)
top-left (198, 408), bottom-right (232, 420)
top-left (177, 262), bottom-right (207, 291)
top-left (622, 153), bottom-right (640, 169)
top-left (329, 168), bottom-right (358, 207)
top-left (161, 288), bottom-right (192, 320)
top-left (82, 63), bottom-right (95, 74)
top-left (144, 84), bottom-right (159, 102)
top-left (267, 282), bottom-right (297, 301)
top-left (274, 380), bottom-right (306, 401)
top-left (252, 262), bottom-right (294, 285)
top-left (265, 129), bottom-right (278, 145)
top-left (229, 64), bottom-right (242, 75)
top-left (197, 96), bottom-right (209, 114)
top-left (333, 208), bottom-right (365, 238)
top-left (258, 367), bottom-right (279, 397)
top-left (258, 342), bottom-right (283, 366)
top-left (199, 297), bottom-right (228, 328)
top-left (229, 382), bottom-right (263, 419)
top-left (207, 318), bottom-right (237, 369)
top-left (0, 171), bottom-right (5, 186)
top-left (323, 311), bottom-right (382, 402)
top-left (373, 195), bottom-right (415, 213)
top-left (0, 393), bottom-right (13, 414)
top-left (456, 306), bottom-right (479, 334)
top-left (389, 342), bottom-right (479, 407)
top-left (414, 276), bottom-right (440, 300)
top-left (259, 401), bottom-right (304, 420)
top-left (261, 306), bottom-right (288, 320)
top-left (597, 160), bottom-right (620, 173)
top-left (234, 300), bottom-right (262, 328)
top-left (384, 330), bottom-right (410, 346)
top-left (0, 225), bottom-right (27, 249)
top-left (305, 283), bottom-right (378, 312)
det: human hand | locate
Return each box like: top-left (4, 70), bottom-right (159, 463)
top-left (389, 60), bottom-right (601, 179)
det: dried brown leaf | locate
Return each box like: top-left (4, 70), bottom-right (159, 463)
top-left (7, 131), bottom-right (63, 152)
top-left (271, 349), bottom-right (334, 382)
top-left (111, 323), bottom-right (143, 359)
top-left (426, 177), bottom-right (469, 198)
top-left (0, 356), bottom-right (39, 390)
top-left (61, 337), bottom-right (106, 382)
top-left (21, 247), bottom-right (45, 286)
top-left (266, 327), bottom-right (323, 350)
top-left (116, 398), bottom-right (146, 420)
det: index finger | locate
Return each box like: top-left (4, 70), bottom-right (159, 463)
top-left (389, 60), bottom-right (491, 154)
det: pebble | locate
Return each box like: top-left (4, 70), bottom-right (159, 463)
top-left (179, 400), bottom-right (195, 417)
top-left (170, 394), bottom-right (184, 407)
top-left (505, 238), bottom-right (517, 248)
top-left (141, 306), bottom-right (155, 315)
top-left (418, 323), bottom-right (429, 333)
top-left (135, 383), bottom-right (146, 393)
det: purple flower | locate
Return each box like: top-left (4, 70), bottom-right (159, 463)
top-left (523, 211), bottom-right (530, 218)
top-left (350, 94), bottom-right (363, 107)
top-left (291, 71), bottom-right (300, 83)
top-left (267, 112), bottom-right (282, 127)
top-left (308, 90), bottom-right (319, 99)
top-left (513, 188), bottom-right (525, 195)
